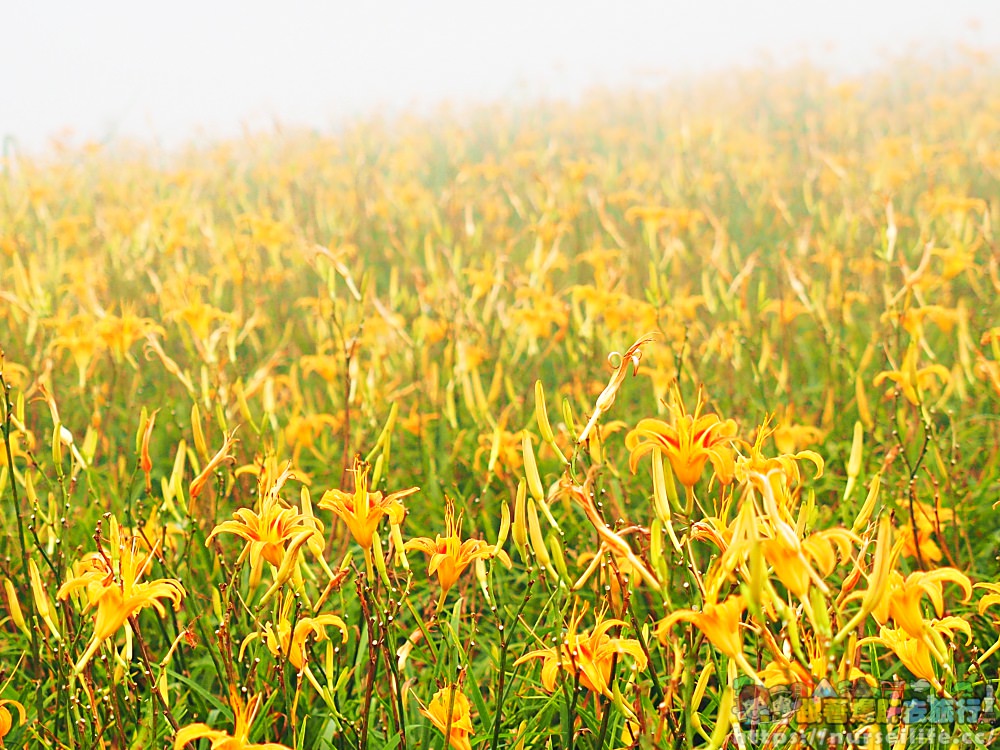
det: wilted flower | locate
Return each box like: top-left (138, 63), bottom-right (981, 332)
top-left (578, 333), bottom-right (655, 444)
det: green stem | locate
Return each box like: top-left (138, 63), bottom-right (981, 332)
top-left (0, 371), bottom-right (43, 717)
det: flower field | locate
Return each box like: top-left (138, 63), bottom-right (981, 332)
top-left (1, 57), bottom-right (999, 749)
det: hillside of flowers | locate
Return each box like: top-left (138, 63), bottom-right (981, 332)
top-left (1, 56), bottom-right (999, 749)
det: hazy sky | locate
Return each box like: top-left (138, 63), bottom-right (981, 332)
top-left (3, 1), bottom-right (997, 152)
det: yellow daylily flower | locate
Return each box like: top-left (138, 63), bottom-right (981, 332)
top-left (771, 406), bottom-right (825, 455)
top-left (760, 630), bottom-right (875, 692)
top-left (977, 582), bottom-right (1000, 615)
top-left (515, 610), bottom-right (648, 698)
top-left (859, 617), bottom-right (971, 693)
top-left (96, 306), bottom-right (163, 361)
top-left (174, 690), bottom-right (290, 750)
top-left (974, 583), bottom-right (1000, 662)
top-left (241, 594), bottom-right (348, 671)
top-left (735, 420), bottom-right (824, 492)
top-left (873, 344), bottom-right (950, 406)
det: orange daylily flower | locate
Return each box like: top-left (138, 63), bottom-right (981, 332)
top-left (58, 518), bottom-right (186, 673)
top-left (207, 490), bottom-right (320, 591)
top-left (318, 457), bottom-right (418, 550)
top-left (899, 500), bottom-right (954, 563)
top-left (284, 413), bottom-right (343, 463)
top-left (659, 594), bottom-right (761, 684)
top-left (762, 525), bottom-right (857, 598)
top-left (174, 690), bottom-right (290, 750)
top-left (0, 699), bottom-right (25, 747)
top-left (836, 515), bottom-right (903, 643)
top-left (405, 500), bottom-right (511, 606)
top-left (473, 425), bottom-right (528, 481)
top-left (874, 568), bottom-right (973, 639)
top-left (626, 397), bottom-right (738, 488)
top-left (515, 610), bottom-right (647, 698)
top-left (419, 686), bottom-right (474, 750)
top-left (299, 354), bottom-right (341, 382)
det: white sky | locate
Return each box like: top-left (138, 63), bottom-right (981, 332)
top-left (2, 1), bottom-right (997, 153)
